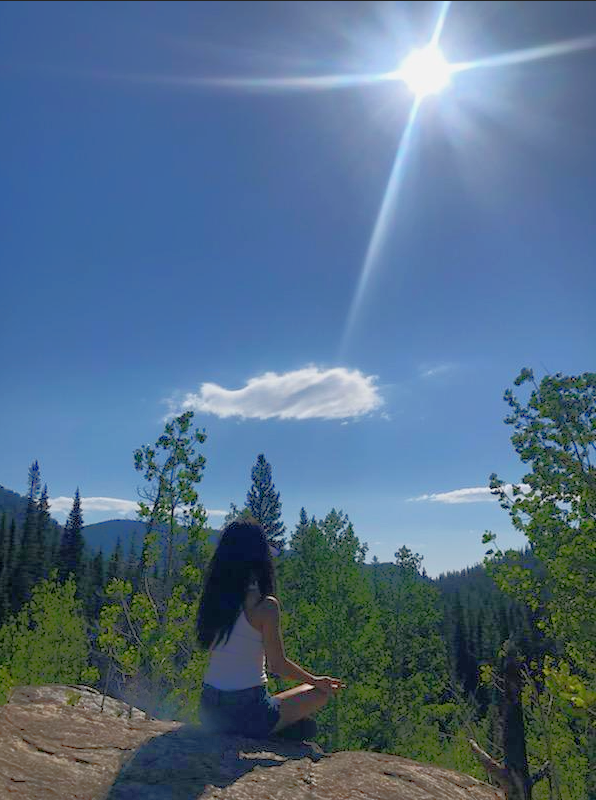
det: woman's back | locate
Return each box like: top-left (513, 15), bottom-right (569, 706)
top-left (202, 586), bottom-right (270, 690)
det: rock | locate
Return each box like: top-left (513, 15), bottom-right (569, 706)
top-left (0, 684), bottom-right (504, 800)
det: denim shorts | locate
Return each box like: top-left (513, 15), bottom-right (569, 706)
top-left (200, 683), bottom-right (281, 738)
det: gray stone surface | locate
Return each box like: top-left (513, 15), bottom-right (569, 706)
top-left (0, 684), bottom-right (504, 800)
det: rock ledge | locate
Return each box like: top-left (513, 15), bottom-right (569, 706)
top-left (0, 684), bottom-right (504, 799)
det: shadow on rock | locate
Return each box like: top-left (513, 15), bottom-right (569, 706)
top-left (102, 724), bottom-right (326, 800)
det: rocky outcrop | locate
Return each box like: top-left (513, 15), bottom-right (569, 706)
top-left (0, 684), bottom-right (504, 799)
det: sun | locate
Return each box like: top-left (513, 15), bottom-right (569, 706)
top-left (398, 44), bottom-right (452, 98)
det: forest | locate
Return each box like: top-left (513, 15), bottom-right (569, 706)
top-left (0, 368), bottom-right (594, 800)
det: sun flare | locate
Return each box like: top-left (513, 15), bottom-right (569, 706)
top-left (398, 45), bottom-right (452, 98)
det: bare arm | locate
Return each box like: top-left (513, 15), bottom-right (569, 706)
top-left (260, 596), bottom-right (317, 685)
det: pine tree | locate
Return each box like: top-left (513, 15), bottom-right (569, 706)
top-left (380, 545), bottom-right (454, 760)
top-left (124, 532), bottom-right (142, 590)
top-left (224, 502), bottom-right (240, 526)
top-left (106, 536), bottom-right (123, 583)
top-left (0, 519), bottom-right (17, 623)
top-left (0, 514), bottom-right (8, 626)
top-left (280, 508), bottom-right (390, 752)
top-left (86, 549), bottom-right (105, 621)
top-left (46, 518), bottom-right (62, 575)
top-left (370, 554), bottom-right (381, 603)
top-left (11, 461), bottom-right (44, 612)
top-left (291, 507), bottom-right (309, 551)
top-left (0, 513), bottom-right (6, 581)
top-left (36, 484), bottom-right (51, 582)
top-left (453, 593), bottom-right (476, 694)
top-left (245, 453), bottom-right (286, 547)
top-left (58, 489), bottom-right (85, 588)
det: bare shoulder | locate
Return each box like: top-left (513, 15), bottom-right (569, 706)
top-left (246, 591), bottom-right (278, 622)
top-left (255, 594), bottom-right (280, 620)
top-left (248, 590), bottom-right (280, 632)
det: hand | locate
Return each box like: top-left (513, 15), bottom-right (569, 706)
top-left (313, 676), bottom-right (347, 696)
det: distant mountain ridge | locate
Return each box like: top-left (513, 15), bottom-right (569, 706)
top-left (0, 486), bottom-right (222, 560)
top-left (1, 483), bottom-right (529, 586)
top-left (0, 484), bottom-right (63, 542)
top-left (0, 485), bottom-right (43, 527)
top-left (82, 519), bottom-right (222, 559)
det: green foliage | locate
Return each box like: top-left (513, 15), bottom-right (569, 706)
top-left (522, 674), bottom-right (589, 800)
top-left (384, 546), bottom-right (449, 691)
top-left (0, 569), bottom-right (99, 705)
top-left (483, 369), bottom-right (596, 726)
top-left (279, 509), bottom-right (389, 752)
top-left (134, 410), bottom-right (208, 589)
top-left (98, 411), bottom-right (210, 720)
top-left (65, 690), bottom-right (82, 706)
top-left (245, 453), bottom-right (286, 546)
top-left (11, 461), bottom-right (45, 612)
top-left (0, 664), bottom-right (16, 705)
top-left (59, 488), bottom-right (85, 587)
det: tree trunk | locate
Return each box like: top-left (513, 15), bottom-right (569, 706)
top-left (501, 640), bottom-right (530, 799)
top-left (470, 639), bottom-right (548, 800)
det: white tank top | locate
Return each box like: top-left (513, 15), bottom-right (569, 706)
top-left (203, 586), bottom-right (268, 690)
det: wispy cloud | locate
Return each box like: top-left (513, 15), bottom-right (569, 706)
top-left (48, 496), bottom-right (227, 519)
top-left (418, 363), bottom-right (455, 379)
top-left (166, 366), bottom-right (383, 421)
top-left (408, 484), bottom-right (530, 504)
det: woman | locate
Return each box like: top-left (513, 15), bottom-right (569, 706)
top-left (197, 518), bottom-right (346, 740)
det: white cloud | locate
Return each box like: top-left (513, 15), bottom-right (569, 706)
top-left (49, 496), bottom-right (139, 517)
top-left (419, 363), bottom-right (454, 379)
top-left (408, 484), bottom-right (531, 504)
top-left (48, 496), bottom-right (227, 519)
top-left (167, 366), bottom-right (383, 421)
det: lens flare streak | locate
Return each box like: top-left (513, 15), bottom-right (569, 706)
top-left (339, 96), bottom-right (421, 358)
top-left (145, 71), bottom-right (392, 92)
top-left (452, 33), bottom-right (596, 74)
top-left (112, 2), bottom-right (596, 358)
top-left (430, 0), bottom-right (452, 47)
top-left (339, 0), bottom-right (452, 355)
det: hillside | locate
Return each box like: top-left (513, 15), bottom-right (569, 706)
top-left (0, 485), bottom-right (38, 527)
top-left (0, 483), bottom-right (63, 544)
top-left (82, 519), bottom-right (223, 559)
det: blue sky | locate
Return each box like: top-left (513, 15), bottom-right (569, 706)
top-left (2, 1), bottom-right (595, 577)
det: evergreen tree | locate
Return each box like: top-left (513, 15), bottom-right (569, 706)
top-left (58, 489), bottom-right (85, 589)
top-left (0, 514), bottom-right (8, 626)
top-left (280, 509), bottom-right (389, 752)
top-left (106, 536), bottom-right (124, 583)
top-left (124, 531), bottom-right (140, 588)
top-left (86, 548), bottom-right (105, 621)
top-left (291, 507), bottom-right (309, 552)
top-left (46, 518), bottom-right (62, 575)
top-left (245, 453), bottom-right (286, 547)
top-left (382, 546), bottom-right (454, 761)
top-left (0, 513), bottom-right (6, 581)
top-left (224, 502), bottom-right (240, 526)
top-left (11, 461), bottom-right (44, 612)
top-left (0, 519), bottom-right (17, 623)
top-left (371, 554), bottom-right (380, 602)
top-left (36, 484), bottom-right (51, 582)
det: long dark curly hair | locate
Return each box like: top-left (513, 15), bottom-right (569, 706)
top-left (196, 518), bottom-right (278, 651)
